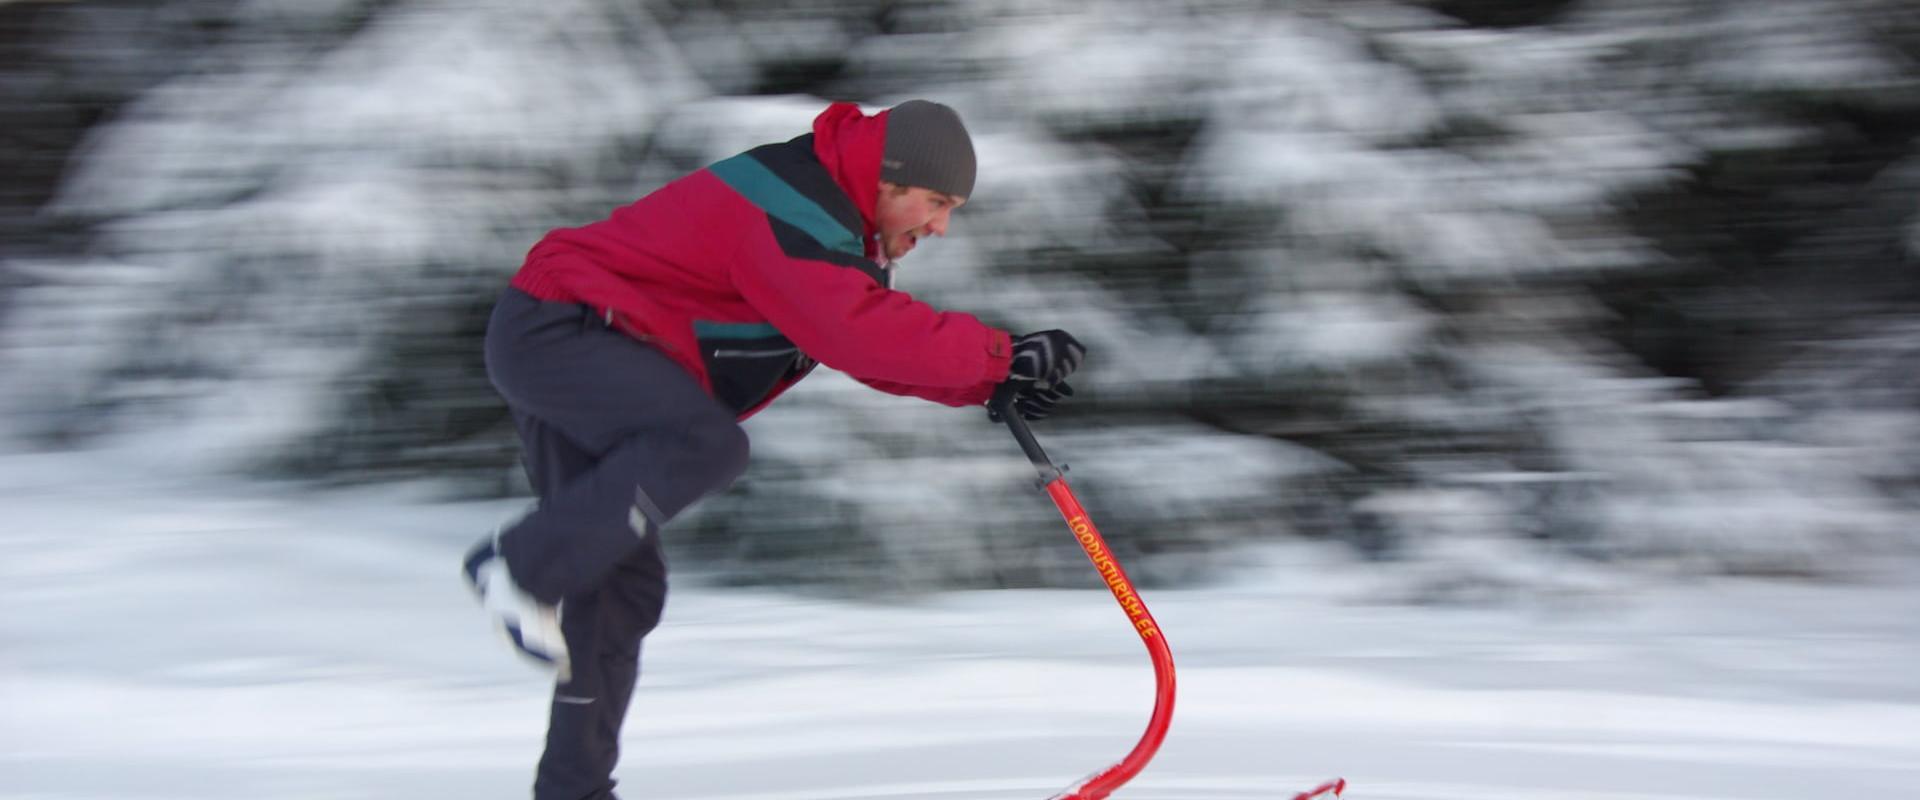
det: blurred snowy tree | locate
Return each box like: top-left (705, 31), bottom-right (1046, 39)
top-left (2, 0), bottom-right (1916, 590)
top-left (3, 0), bottom-right (704, 475)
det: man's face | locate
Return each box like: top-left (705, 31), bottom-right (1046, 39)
top-left (875, 182), bottom-right (965, 261)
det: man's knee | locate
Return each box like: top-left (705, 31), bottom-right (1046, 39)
top-left (605, 412), bottom-right (749, 537)
top-left (688, 415), bottom-right (750, 486)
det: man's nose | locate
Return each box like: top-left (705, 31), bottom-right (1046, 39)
top-left (926, 209), bottom-right (952, 237)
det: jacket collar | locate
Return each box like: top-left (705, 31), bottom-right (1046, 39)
top-left (809, 102), bottom-right (889, 260)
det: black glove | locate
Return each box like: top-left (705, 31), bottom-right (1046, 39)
top-left (988, 380), bottom-right (1074, 422)
top-left (1008, 330), bottom-right (1086, 389)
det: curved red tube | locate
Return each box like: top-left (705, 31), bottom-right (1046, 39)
top-left (1041, 477), bottom-right (1175, 800)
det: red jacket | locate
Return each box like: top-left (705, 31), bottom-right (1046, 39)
top-left (509, 103), bottom-right (1013, 420)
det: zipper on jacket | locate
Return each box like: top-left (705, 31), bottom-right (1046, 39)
top-left (711, 347), bottom-right (799, 359)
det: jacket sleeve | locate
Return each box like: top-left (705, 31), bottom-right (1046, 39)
top-left (854, 375), bottom-right (1003, 407)
top-left (728, 225), bottom-right (1013, 389)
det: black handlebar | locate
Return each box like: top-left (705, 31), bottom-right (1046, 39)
top-left (990, 380), bottom-right (1063, 484)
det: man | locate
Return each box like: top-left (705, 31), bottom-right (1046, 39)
top-left (462, 99), bottom-right (1084, 800)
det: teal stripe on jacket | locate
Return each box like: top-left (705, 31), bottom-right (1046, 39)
top-left (693, 320), bottom-right (783, 340)
top-left (708, 154), bottom-right (864, 257)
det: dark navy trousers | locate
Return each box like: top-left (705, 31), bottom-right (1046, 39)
top-left (484, 287), bottom-right (751, 800)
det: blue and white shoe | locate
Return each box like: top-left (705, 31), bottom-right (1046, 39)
top-left (463, 536), bottom-right (570, 682)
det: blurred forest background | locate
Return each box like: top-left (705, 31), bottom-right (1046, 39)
top-left (2, 0), bottom-right (1917, 597)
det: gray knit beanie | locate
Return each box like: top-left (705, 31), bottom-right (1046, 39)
top-left (882, 100), bottom-right (976, 199)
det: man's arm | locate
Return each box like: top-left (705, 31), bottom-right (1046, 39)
top-left (852, 375), bottom-right (1001, 407)
top-left (727, 219), bottom-right (1012, 389)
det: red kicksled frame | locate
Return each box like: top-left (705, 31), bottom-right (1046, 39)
top-left (995, 396), bottom-right (1344, 800)
top-left (996, 402), bottom-right (1172, 800)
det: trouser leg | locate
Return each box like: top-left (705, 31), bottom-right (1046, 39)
top-left (483, 287), bottom-right (748, 603)
top-left (511, 409), bottom-right (672, 800)
top-left (483, 288), bottom-right (742, 799)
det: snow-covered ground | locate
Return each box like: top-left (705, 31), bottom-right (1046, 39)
top-left (3, 448), bottom-right (1917, 800)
